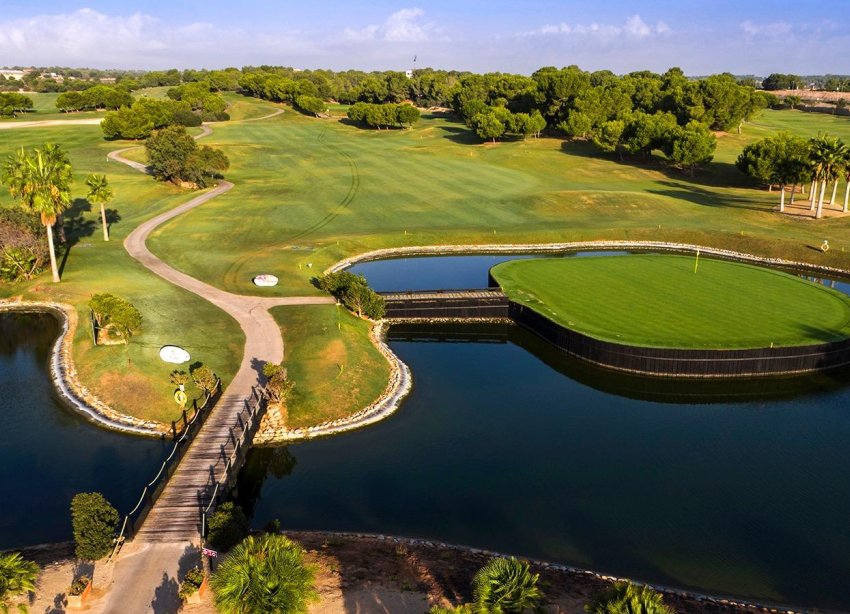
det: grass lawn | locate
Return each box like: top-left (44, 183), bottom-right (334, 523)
top-left (270, 304), bottom-right (389, 428)
top-left (0, 123), bottom-right (243, 424)
top-left (491, 254), bottom-right (850, 349)
top-left (145, 106), bottom-right (850, 299)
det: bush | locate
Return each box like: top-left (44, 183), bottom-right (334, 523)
top-left (262, 363), bottom-right (295, 403)
top-left (472, 557), bottom-right (542, 613)
top-left (316, 271), bottom-right (385, 319)
top-left (585, 581), bottom-right (674, 614)
top-left (211, 534), bottom-right (318, 614)
top-left (88, 293), bottom-right (142, 343)
top-left (0, 208), bottom-right (47, 282)
top-left (69, 576), bottom-right (91, 596)
top-left (0, 552), bottom-right (39, 608)
top-left (190, 363), bottom-right (217, 394)
top-left (70, 492), bottom-right (119, 561)
top-left (178, 567), bottom-right (205, 599)
top-left (206, 502), bottom-right (249, 552)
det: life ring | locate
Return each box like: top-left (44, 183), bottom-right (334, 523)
top-left (174, 390), bottom-right (188, 406)
top-left (821, 240), bottom-right (830, 253)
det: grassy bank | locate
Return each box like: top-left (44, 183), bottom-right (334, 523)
top-left (270, 304), bottom-right (389, 428)
top-left (492, 254), bottom-right (850, 348)
top-left (0, 123), bottom-right (243, 424)
top-left (146, 107), bottom-right (850, 298)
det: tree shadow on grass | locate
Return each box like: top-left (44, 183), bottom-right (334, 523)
top-left (646, 181), bottom-right (768, 212)
top-left (57, 198), bottom-right (95, 278)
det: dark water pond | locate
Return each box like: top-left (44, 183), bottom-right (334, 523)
top-left (0, 312), bottom-right (166, 550)
top-left (236, 253), bottom-right (850, 610)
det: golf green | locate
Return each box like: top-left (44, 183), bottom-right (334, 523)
top-left (491, 254), bottom-right (850, 349)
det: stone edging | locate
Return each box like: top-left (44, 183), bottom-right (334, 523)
top-left (254, 320), bottom-right (412, 444)
top-left (325, 240), bottom-right (850, 278)
top-left (285, 530), bottom-right (807, 614)
top-left (0, 300), bottom-right (166, 437)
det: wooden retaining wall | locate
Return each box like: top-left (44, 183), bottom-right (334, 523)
top-left (383, 285), bottom-right (850, 378)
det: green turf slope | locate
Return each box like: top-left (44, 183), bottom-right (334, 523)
top-left (491, 254), bottom-right (850, 349)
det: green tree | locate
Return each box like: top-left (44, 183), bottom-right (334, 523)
top-left (207, 502), bottom-right (250, 552)
top-left (85, 173), bottom-right (114, 241)
top-left (473, 111), bottom-right (506, 143)
top-left (294, 95), bottom-right (326, 117)
top-left (210, 534), bottom-right (318, 614)
top-left (784, 95), bottom-right (802, 109)
top-left (396, 104), bottom-right (421, 127)
top-left (88, 293), bottom-right (142, 343)
top-left (665, 121), bottom-right (716, 175)
top-left (262, 363), bottom-right (295, 403)
top-left (190, 363), bottom-right (218, 395)
top-left (471, 557), bottom-right (542, 614)
top-left (1, 143), bottom-right (73, 283)
top-left (70, 492), bottom-right (119, 561)
top-left (585, 582), bottom-right (674, 614)
top-left (145, 125), bottom-right (228, 187)
top-left (0, 552), bottom-right (39, 614)
top-left (809, 134), bottom-right (847, 218)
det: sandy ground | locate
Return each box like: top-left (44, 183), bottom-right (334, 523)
top-left (0, 118), bottom-right (103, 129)
top-left (10, 534), bottom-right (796, 614)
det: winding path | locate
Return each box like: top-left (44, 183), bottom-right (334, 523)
top-left (100, 118), bottom-right (333, 612)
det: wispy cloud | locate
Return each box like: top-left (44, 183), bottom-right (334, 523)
top-left (343, 8), bottom-right (441, 43)
top-left (524, 15), bottom-right (669, 41)
top-left (739, 20), bottom-right (792, 37)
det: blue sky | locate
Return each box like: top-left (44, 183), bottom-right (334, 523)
top-left (0, 1), bottom-right (846, 74)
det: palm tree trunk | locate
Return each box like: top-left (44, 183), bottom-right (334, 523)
top-left (779, 185), bottom-right (786, 212)
top-left (844, 181), bottom-right (850, 213)
top-left (100, 203), bottom-right (109, 241)
top-left (830, 181), bottom-right (839, 205)
top-left (810, 180), bottom-right (817, 210)
top-left (790, 183), bottom-right (796, 204)
top-left (816, 180), bottom-right (827, 218)
top-left (46, 223), bottom-right (60, 282)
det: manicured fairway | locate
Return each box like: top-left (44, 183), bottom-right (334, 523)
top-left (491, 255), bottom-right (850, 348)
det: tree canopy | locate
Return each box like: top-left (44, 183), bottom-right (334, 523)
top-left (144, 125), bottom-right (229, 187)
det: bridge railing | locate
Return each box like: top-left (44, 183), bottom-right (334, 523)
top-left (112, 378), bottom-right (222, 549)
top-left (201, 386), bottom-right (267, 539)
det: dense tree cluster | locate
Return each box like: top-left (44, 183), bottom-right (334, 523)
top-left (0, 208), bottom-right (48, 282)
top-left (145, 125), bottom-right (229, 187)
top-left (101, 98), bottom-right (201, 139)
top-left (317, 271), bottom-right (385, 319)
top-left (347, 102), bottom-right (420, 128)
top-left (55, 85), bottom-right (133, 111)
top-left (294, 95), bottom-right (327, 117)
top-left (0, 92), bottom-right (33, 117)
top-left (166, 81), bottom-right (229, 121)
top-left (70, 492), bottom-right (119, 561)
top-left (762, 73), bottom-right (806, 91)
top-left (737, 132), bottom-right (850, 217)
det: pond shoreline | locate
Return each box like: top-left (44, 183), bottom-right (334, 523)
top-left (0, 300), bottom-right (166, 437)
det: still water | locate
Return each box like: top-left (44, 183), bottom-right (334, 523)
top-left (237, 254), bottom-right (850, 609)
top-left (0, 312), bottom-right (166, 550)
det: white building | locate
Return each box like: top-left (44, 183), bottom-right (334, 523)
top-left (0, 69), bottom-right (26, 80)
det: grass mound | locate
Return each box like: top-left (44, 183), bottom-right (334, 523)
top-left (491, 254), bottom-right (850, 349)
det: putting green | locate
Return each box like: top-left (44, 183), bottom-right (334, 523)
top-left (491, 254), bottom-right (850, 349)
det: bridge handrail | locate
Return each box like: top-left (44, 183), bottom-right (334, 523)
top-left (114, 377), bottom-right (222, 545)
top-left (200, 386), bottom-right (268, 540)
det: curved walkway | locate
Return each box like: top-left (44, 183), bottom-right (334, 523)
top-left (102, 118), bottom-right (332, 613)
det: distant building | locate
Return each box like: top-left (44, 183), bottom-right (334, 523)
top-left (99, 77), bottom-right (117, 84)
top-left (405, 70), bottom-right (413, 79)
top-left (0, 69), bottom-right (26, 80)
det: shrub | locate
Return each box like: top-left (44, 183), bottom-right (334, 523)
top-left (472, 557), bottom-right (542, 613)
top-left (190, 363), bottom-right (217, 394)
top-left (585, 581), bottom-right (674, 614)
top-left (70, 492), bottom-right (119, 561)
top-left (88, 293), bottom-right (142, 343)
top-left (262, 363), bottom-right (295, 403)
top-left (0, 552), bottom-right (39, 609)
top-left (211, 534), bottom-right (318, 614)
top-left (69, 576), bottom-right (91, 596)
top-left (316, 271), bottom-right (385, 320)
top-left (178, 567), bottom-right (205, 600)
top-left (206, 502), bottom-right (249, 552)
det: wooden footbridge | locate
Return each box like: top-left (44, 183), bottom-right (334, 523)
top-left (380, 287), bottom-right (510, 319)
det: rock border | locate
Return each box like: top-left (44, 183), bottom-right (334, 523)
top-left (287, 530), bottom-right (807, 614)
top-left (0, 300), bottom-right (166, 437)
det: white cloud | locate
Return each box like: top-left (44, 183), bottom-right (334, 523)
top-left (524, 15), bottom-right (670, 41)
top-left (343, 8), bottom-right (439, 43)
top-left (739, 20), bottom-right (792, 37)
top-left (0, 8), bottom-right (314, 68)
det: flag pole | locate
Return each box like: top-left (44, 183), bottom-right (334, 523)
top-left (694, 249), bottom-right (700, 273)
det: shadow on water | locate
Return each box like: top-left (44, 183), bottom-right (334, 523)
top-left (387, 322), bottom-right (850, 404)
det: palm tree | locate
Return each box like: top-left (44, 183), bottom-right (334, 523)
top-left (808, 135), bottom-right (848, 219)
top-left (85, 173), bottom-right (113, 241)
top-left (585, 582), bottom-right (674, 614)
top-left (0, 552), bottom-right (39, 614)
top-left (471, 557), bottom-right (542, 614)
top-left (843, 152), bottom-right (850, 213)
top-left (210, 534), bottom-right (318, 614)
top-left (1, 144), bottom-right (73, 282)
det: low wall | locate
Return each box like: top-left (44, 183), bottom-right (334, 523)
top-left (381, 289), bottom-right (509, 319)
top-left (508, 301), bottom-right (850, 378)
